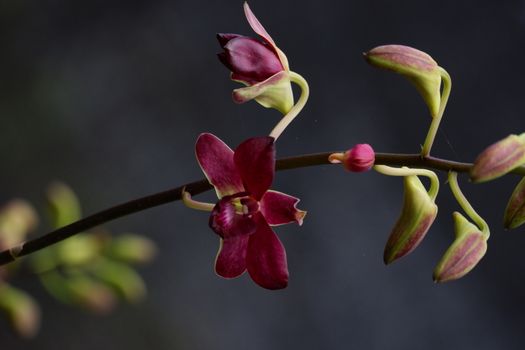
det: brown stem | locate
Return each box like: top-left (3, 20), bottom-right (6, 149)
top-left (0, 151), bottom-right (524, 266)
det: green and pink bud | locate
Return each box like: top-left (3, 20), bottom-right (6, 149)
top-left (217, 3), bottom-right (294, 114)
top-left (470, 133), bottom-right (525, 183)
top-left (504, 177), bottom-right (525, 229)
top-left (433, 212), bottom-right (488, 282)
top-left (364, 45), bottom-right (442, 118)
top-left (383, 174), bottom-right (438, 264)
top-left (0, 199), bottom-right (38, 250)
top-left (329, 144), bottom-right (375, 172)
top-left (0, 284), bottom-right (40, 338)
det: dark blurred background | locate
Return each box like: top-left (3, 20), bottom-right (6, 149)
top-left (1, 0), bottom-right (525, 348)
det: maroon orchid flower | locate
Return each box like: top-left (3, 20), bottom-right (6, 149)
top-left (195, 133), bottom-right (306, 290)
top-left (217, 3), bottom-right (294, 114)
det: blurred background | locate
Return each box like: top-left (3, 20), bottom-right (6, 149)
top-left (1, 0), bottom-right (525, 348)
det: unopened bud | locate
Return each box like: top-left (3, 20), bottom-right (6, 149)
top-left (329, 144), bottom-right (375, 172)
top-left (0, 199), bottom-right (38, 249)
top-left (92, 260), bottom-right (146, 303)
top-left (67, 277), bottom-right (117, 314)
top-left (384, 175), bottom-right (438, 264)
top-left (364, 45), bottom-right (442, 118)
top-left (46, 182), bottom-right (82, 228)
top-left (108, 234), bottom-right (157, 264)
top-left (504, 177), bottom-right (525, 229)
top-left (470, 133), bottom-right (525, 183)
top-left (433, 212), bottom-right (488, 282)
top-left (0, 284), bottom-right (40, 338)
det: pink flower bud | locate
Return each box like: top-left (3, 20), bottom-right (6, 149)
top-left (216, 3), bottom-right (294, 114)
top-left (433, 212), bottom-right (488, 282)
top-left (343, 144), bottom-right (375, 172)
top-left (470, 133), bottom-right (525, 183)
top-left (504, 177), bottom-right (525, 229)
top-left (217, 34), bottom-right (284, 85)
top-left (328, 144), bottom-right (375, 172)
top-left (383, 174), bottom-right (438, 264)
top-left (364, 45), bottom-right (442, 118)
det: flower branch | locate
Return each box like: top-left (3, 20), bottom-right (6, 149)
top-left (0, 151), bottom-right (523, 267)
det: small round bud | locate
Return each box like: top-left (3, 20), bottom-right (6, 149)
top-left (330, 144), bottom-right (375, 172)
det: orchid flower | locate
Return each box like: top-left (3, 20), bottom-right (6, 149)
top-left (183, 133), bottom-right (306, 290)
top-left (217, 3), bottom-right (309, 141)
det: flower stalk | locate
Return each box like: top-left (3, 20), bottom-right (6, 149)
top-left (0, 151), bottom-right (523, 267)
top-left (421, 67), bottom-right (451, 157)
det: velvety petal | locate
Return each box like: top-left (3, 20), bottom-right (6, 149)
top-left (246, 214), bottom-right (288, 290)
top-left (195, 133), bottom-right (244, 198)
top-left (243, 2), bottom-right (289, 70)
top-left (232, 71), bottom-right (294, 114)
top-left (222, 37), bottom-right (283, 85)
top-left (243, 2), bottom-right (276, 46)
top-left (234, 136), bottom-right (275, 201)
top-left (260, 190), bottom-right (306, 226)
top-left (215, 236), bottom-right (249, 279)
top-left (216, 33), bottom-right (242, 47)
top-left (209, 195), bottom-right (258, 239)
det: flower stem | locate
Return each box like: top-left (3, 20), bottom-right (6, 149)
top-left (373, 165), bottom-right (439, 201)
top-left (421, 67), bottom-right (451, 157)
top-left (448, 171), bottom-right (490, 236)
top-left (269, 71), bottom-right (309, 140)
top-left (0, 151), bottom-right (522, 266)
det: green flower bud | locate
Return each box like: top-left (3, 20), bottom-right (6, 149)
top-left (470, 133), bottom-right (525, 183)
top-left (108, 234), bottom-right (157, 264)
top-left (67, 276), bottom-right (117, 314)
top-left (504, 177), bottom-right (525, 229)
top-left (364, 45), bottom-right (442, 118)
top-left (433, 212), bottom-right (488, 282)
top-left (0, 284), bottom-right (40, 338)
top-left (92, 259), bottom-right (146, 303)
top-left (46, 182), bottom-right (82, 228)
top-left (384, 175), bottom-right (438, 264)
top-left (0, 199), bottom-right (38, 249)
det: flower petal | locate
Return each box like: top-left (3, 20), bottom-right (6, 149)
top-left (234, 136), bottom-right (275, 201)
top-left (209, 195), bottom-right (258, 239)
top-left (196, 133), bottom-right (244, 198)
top-left (221, 36), bottom-right (283, 85)
top-left (246, 214), bottom-right (288, 290)
top-left (216, 33), bottom-right (242, 47)
top-left (243, 2), bottom-right (276, 46)
top-left (260, 190), bottom-right (306, 226)
top-left (243, 2), bottom-right (289, 71)
top-left (215, 236), bottom-right (249, 279)
top-left (232, 71), bottom-right (294, 114)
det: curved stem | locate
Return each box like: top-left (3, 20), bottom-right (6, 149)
top-left (421, 67), bottom-right (452, 157)
top-left (448, 171), bottom-right (490, 236)
top-left (182, 188), bottom-right (214, 212)
top-left (0, 150), bottom-right (523, 266)
top-left (373, 165), bottom-right (439, 201)
top-left (269, 71), bottom-right (309, 140)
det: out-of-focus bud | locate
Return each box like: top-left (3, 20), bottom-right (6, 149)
top-left (67, 276), bottom-right (117, 314)
top-left (470, 133), bottom-right (525, 183)
top-left (57, 234), bottom-right (101, 266)
top-left (0, 284), bottom-right (40, 338)
top-left (364, 45), bottom-right (442, 118)
top-left (108, 234), bottom-right (157, 264)
top-left (384, 175), bottom-right (438, 264)
top-left (46, 182), bottom-right (81, 228)
top-left (0, 199), bottom-right (38, 249)
top-left (329, 144), bottom-right (375, 172)
top-left (503, 177), bottom-right (525, 229)
top-left (92, 260), bottom-right (146, 303)
top-left (433, 212), bottom-right (488, 282)
top-left (217, 3), bottom-right (294, 114)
